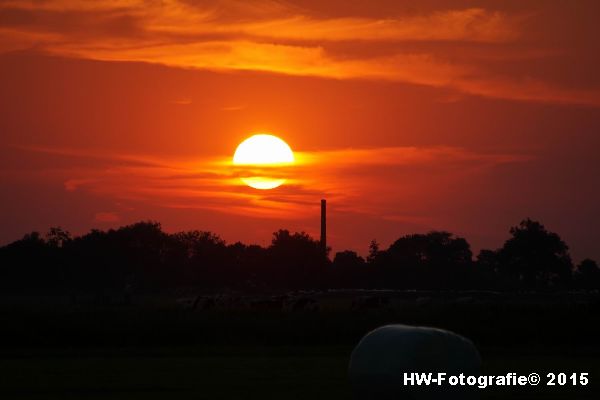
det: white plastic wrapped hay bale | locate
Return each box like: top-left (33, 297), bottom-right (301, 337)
top-left (349, 324), bottom-right (481, 400)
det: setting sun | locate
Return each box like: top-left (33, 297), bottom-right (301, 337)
top-left (233, 134), bottom-right (295, 190)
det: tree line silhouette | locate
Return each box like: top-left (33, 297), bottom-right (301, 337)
top-left (0, 218), bottom-right (598, 294)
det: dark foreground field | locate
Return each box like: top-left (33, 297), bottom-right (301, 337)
top-left (1, 292), bottom-right (599, 399)
top-left (1, 345), bottom-right (598, 399)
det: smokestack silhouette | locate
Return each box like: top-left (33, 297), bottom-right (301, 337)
top-left (320, 199), bottom-right (326, 252)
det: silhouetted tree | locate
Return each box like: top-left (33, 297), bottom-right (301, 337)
top-left (225, 242), bottom-right (268, 290)
top-left (475, 249), bottom-right (514, 289)
top-left (68, 221), bottom-right (171, 293)
top-left (0, 231), bottom-right (52, 292)
top-left (388, 231), bottom-right (471, 266)
top-left (574, 259), bottom-right (600, 289)
top-left (476, 249), bottom-right (500, 273)
top-left (367, 240), bottom-right (380, 265)
top-left (379, 231), bottom-right (472, 288)
top-left (268, 230), bottom-right (328, 289)
top-left (0, 218), bottom-right (593, 293)
top-left (45, 227), bottom-right (72, 248)
top-left (333, 250), bottom-right (365, 269)
top-left (498, 219), bottom-right (572, 288)
top-left (331, 250), bottom-right (366, 288)
top-left (171, 230), bottom-right (227, 287)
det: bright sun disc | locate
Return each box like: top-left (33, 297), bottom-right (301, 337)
top-left (233, 134), bottom-right (294, 189)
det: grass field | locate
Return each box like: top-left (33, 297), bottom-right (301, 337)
top-left (0, 294), bottom-right (598, 399)
top-left (0, 345), bottom-right (598, 399)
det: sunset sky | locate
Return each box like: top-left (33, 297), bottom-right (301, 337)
top-left (1, 0), bottom-right (599, 260)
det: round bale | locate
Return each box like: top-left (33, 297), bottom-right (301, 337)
top-left (349, 324), bottom-right (481, 400)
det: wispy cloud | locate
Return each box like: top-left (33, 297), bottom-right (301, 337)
top-left (0, 2), bottom-right (518, 43)
top-left (14, 145), bottom-right (531, 220)
top-left (94, 211), bottom-right (120, 223)
top-left (1, 0), bottom-right (598, 106)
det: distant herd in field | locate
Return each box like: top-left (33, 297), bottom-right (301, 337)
top-left (176, 292), bottom-right (321, 312)
top-left (172, 289), bottom-right (599, 313)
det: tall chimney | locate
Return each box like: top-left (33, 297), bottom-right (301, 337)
top-left (320, 199), bottom-right (327, 252)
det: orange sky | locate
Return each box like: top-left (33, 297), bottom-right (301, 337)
top-left (1, 0), bottom-right (600, 260)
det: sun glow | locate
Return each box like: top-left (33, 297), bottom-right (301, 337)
top-left (233, 134), bottom-right (295, 189)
